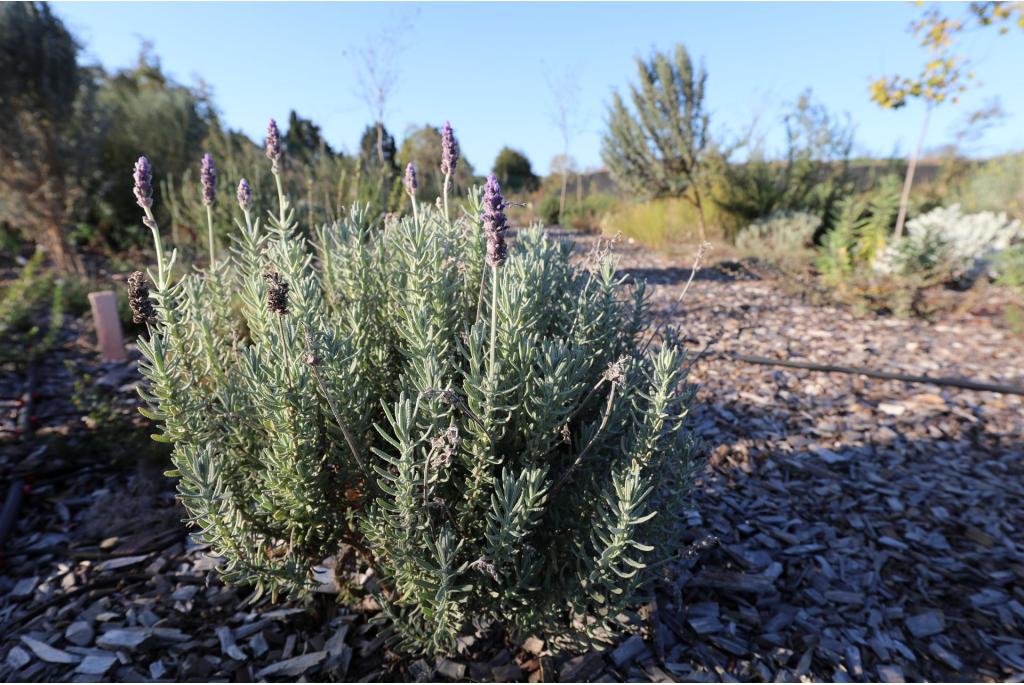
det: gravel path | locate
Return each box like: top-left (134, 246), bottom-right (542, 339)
top-left (1, 231), bottom-right (1022, 682)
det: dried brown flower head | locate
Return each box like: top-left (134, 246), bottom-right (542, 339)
top-left (264, 271), bottom-right (290, 315)
top-left (127, 271), bottom-right (156, 324)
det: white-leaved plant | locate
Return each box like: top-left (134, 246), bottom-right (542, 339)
top-left (874, 203), bottom-right (1023, 283)
top-left (127, 119), bottom-right (702, 656)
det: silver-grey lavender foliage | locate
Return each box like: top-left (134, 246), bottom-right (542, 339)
top-left (482, 174), bottom-right (508, 266)
top-left (133, 140), bottom-right (701, 659)
top-left (133, 156), bottom-right (153, 210)
top-left (201, 153), bottom-right (217, 207)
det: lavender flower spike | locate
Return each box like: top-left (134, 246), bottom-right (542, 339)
top-left (133, 156), bottom-right (153, 210)
top-left (404, 163), bottom-right (418, 197)
top-left (441, 121), bottom-right (458, 178)
top-left (201, 153), bottom-right (217, 207)
top-left (482, 175), bottom-right (508, 267)
top-left (237, 178), bottom-right (253, 212)
top-left (265, 118), bottom-right (282, 168)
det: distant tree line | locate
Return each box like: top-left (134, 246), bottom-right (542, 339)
top-left (1, 3), bottom-right (564, 270)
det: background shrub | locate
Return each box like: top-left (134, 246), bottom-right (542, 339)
top-left (599, 197), bottom-right (727, 248)
top-left (735, 210), bottom-right (820, 265)
top-left (875, 204), bottom-right (1024, 284)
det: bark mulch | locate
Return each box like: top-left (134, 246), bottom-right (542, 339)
top-left (1, 232), bottom-right (1022, 682)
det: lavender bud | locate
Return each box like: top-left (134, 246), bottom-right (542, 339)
top-left (237, 178), bottom-right (253, 212)
top-left (482, 175), bottom-right (508, 267)
top-left (264, 271), bottom-right (289, 315)
top-left (404, 163), bottom-right (418, 197)
top-left (265, 118), bottom-right (282, 170)
top-left (133, 156), bottom-right (153, 210)
top-left (441, 121), bottom-right (459, 180)
top-left (127, 271), bottom-right (156, 324)
top-left (200, 153), bottom-right (217, 207)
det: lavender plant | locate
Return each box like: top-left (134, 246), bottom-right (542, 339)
top-left (130, 121), bottom-right (702, 656)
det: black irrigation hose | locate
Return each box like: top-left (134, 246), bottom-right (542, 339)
top-left (0, 478), bottom-right (26, 554)
top-left (722, 352), bottom-right (1024, 397)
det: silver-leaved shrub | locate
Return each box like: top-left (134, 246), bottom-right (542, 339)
top-left (873, 203), bottom-right (1024, 284)
top-left (735, 210), bottom-right (820, 263)
top-left (129, 125), bottom-right (701, 656)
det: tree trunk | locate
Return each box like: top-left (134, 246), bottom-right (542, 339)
top-left (45, 215), bottom-right (78, 273)
top-left (375, 120), bottom-right (385, 164)
top-left (558, 171), bottom-right (568, 225)
top-left (894, 106), bottom-right (931, 239)
top-left (690, 184), bottom-right (708, 243)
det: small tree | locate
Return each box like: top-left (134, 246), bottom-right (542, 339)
top-left (0, 2), bottom-right (103, 270)
top-left (96, 44), bottom-right (211, 249)
top-left (870, 1), bottom-right (1023, 237)
top-left (492, 147), bottom-right (540, 194)
top-left (545, 68), bottom-right (585, 224)
top-left (350, 20), bottom-right (409, 166)
top-left (602, 44), bottom-right (710, 241)
top-left (713, 90), bottom-right (854, 236)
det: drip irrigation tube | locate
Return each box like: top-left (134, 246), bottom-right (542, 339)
top-left (725, 353), bottom-right (1024, 396)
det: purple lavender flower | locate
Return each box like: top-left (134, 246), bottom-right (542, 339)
top-left (133, 156), bottom-right (153, 210)
top-left (441, 121), bottom-right (458, 179)
top-left (265, 118), bottom-right (282, 168)
top-left (237, 179), bottom-right (253, 212)
top-left (482, 175), bottom-right (508, 266)
top-left (404, 163), bottom-right (418, 197)
top-left (201, 153), bottom-right (217, 207)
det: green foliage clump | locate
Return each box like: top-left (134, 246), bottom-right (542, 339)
top-left (492, 147), bottom-right (540, 193)
top-left (0, 250), bottom-right (65, 364)
top-left (398, 124), bottom-right (479, 201)
top-left (995, 245), bottom-right (1024, 290)
top-left (951, 152), bottom-right (1024, 221)
top-left (134, 153), bottom-right (702, 656)
top-left (711, 90), bottom-right (854, 238)
top-left (538, 192), bottom-right (618, 231)
top-left (816, 175), bottom-right (902, 284)
top-left (599, 197), bottom-right (727, 249)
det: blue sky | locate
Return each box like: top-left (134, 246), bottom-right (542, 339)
top-left (54, 2), bottom-right (1024, 176)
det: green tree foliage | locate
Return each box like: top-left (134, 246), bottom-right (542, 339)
top-left (95, 45), bottom-right (211, 249)
top-left (492, 147), bottom-right (540, 194)
top-left (133, 150), bottom-right (701, 656)
top-left (713, 90), bottom-right (854, 239)
top-left (0, 2), bottom-right (105, 270)
top-left (398, 124), bottom-right (478, 202)
top-left (602, 44), bottom-right (711, 240)
top-left (284, 109), bottom-right (334, 166)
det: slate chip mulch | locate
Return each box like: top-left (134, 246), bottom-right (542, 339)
top-left (1, 232), bottom-right (1022, 682)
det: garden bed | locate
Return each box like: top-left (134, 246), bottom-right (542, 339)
top-left (1, 231), bottom-right (1022, 682)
